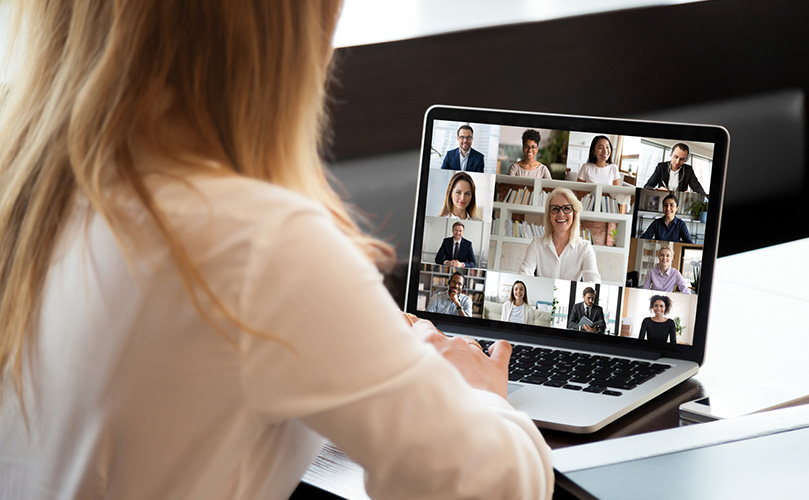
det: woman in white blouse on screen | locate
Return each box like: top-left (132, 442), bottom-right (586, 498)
top-left (577, 135), bottom-right (621, 186)
top-left (501, 280), bottom-right (537, 324)
top-left (519, 188), bottom-right (601, 282)
top-left (0, 1), bottom-right (552, 499)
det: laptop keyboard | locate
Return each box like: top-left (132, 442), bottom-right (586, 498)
top-left (476, 340), bottom-right (671, 397)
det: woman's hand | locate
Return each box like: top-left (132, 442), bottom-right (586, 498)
top-left (408, 318), bottom-right (512, 399)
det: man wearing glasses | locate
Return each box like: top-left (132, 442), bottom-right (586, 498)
top-left (441, 124), bottom-right (485, 172)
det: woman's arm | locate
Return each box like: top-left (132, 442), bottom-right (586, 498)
top-left (239, 205), bottom-right (553, 499)
top-left (668, 320), bottom-right (677, 344)
top-left (679, 220), bottom-right (693, 244)
top-left (500, 302), bottom-right (510, 322)
top-left (518, 238), bottom-right (540, 276)
top-left (638, 318), bottom-right (648, 340)
top-left (579, 243), bottom-right (601, 282)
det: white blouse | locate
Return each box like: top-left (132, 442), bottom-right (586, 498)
top-left (518, 236), bottom-right (601, 282)
top-left (0, 170), bottom-right (552, 499)
top-left (577, 162), bottom-right (621, 185)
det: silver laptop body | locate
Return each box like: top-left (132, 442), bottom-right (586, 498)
top-left (405, 105), bottom-right (729, 433)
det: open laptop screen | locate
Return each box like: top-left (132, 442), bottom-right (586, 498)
top-left (405, 106), bottom-right (729, 364)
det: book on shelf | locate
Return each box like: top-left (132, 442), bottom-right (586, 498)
top-left (502, 186), bottom-right (533, 205)
top-left (601, 195), bottom-right (632, 214)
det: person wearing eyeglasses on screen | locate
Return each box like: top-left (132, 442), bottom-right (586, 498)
top-left (441, 125), bottom-right (485, 172)
top-left (508, 129), bottom-right (552, 179)
top-left (518, 188), bottom-right (601, 282)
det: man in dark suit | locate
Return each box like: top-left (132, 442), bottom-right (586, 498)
top-left (435, 221), bottom-right (476, 268)
top-left (441, 124), bottom-right (485, 172)
top-left (567, 287), bottom-right (606, 333)
top-left (643, 143), bottom-right (706, 194)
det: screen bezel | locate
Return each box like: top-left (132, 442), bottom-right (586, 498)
top-left (404, 105), bottom-right (729, 365)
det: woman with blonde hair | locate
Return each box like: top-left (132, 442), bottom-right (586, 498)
top-left (519, 187), bottom-right (600, 281)
top-left (438, 171), bottom-right (482, 220)
top-left (0, 1), bottom-right (551, 498)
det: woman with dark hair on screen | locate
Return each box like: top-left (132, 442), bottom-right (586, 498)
top-left (577, 135), bottom-right (621, 186)
top-left (439, 171), bottom-right (482, 221)
top-left (501, 280), bottom-right (536, 324)
top-left (508, 129), bottom-right (552, 179)
top-left (0, 1), bottom-right (552, 498)
top-left (638, 295), bottom-right (677, 344)
top-left (640, 193), bottom-right (693, 243)
top-left (519, 187), bottom-right (600, 282)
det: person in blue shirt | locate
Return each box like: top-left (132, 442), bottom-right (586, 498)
top-left (640, 193), bottom-right (693, 243)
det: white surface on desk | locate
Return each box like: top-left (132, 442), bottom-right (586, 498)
top-left (701, 238), bottom-right (809, 395)
top-left (552, 403), bottom-right (809, 472)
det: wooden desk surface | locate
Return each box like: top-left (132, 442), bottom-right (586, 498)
top-left (300, 238), bottom-right (809, 498)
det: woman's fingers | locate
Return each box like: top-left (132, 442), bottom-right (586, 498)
top-left (487, 340), bottom-right (512, 368)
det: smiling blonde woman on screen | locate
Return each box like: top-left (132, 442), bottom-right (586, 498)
top-left (519, 187), bottom-right (601, 282)
top-left (0, 1), bottom-right (551, 499)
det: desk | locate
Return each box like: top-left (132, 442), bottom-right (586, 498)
top-left (299, 238), bottom-right (809, 498)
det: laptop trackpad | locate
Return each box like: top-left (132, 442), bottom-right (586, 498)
top-left (507, 383), bottom-right (523, 395)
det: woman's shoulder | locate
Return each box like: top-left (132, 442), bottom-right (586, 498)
top-left (150, 173), bottom-right (330, 237)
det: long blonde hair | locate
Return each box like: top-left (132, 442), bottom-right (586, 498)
top-left (0, 1), bottom-right (392, 411)
top-left (543, 187), bottom-right (583, 243)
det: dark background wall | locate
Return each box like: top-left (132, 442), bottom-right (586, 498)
top-left (325, 0), bottom-right (809, 258)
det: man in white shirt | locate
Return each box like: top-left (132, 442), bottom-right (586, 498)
top-left (426, 272), bottom-right (473, 316)
top-left (643, 143), bottom-right (706, 194)
top-left (435, 221), bottom-right (477, 268)
top-left (567, 287), bottom-right (606, 333)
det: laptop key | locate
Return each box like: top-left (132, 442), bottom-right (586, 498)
top-left (602, 390), bottom-right (623, 397)
top-left (544, 380), bottom-right (566, 388)
top-left (583, 386), bottom-right (606, 393)
top-left (562, 384), bottom-right (584, 391)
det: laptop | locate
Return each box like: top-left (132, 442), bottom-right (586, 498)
top-left (404, 105), bottom-right (729, 433)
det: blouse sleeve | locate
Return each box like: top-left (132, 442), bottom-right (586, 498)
top-left (611, 164), bottom-right (621, 181)
top-left (579, 242), bottom-right (601, 282)
top-left (508, 163), bottom-right (519, 176)
top-left (518, 238), bottom-right (540, 276)
top-left (540, 164), bottom-right (552, 179)
top-left (668, 319), bottom-right (678, 344)
top-left (238, 206), bottom-right (553, 499)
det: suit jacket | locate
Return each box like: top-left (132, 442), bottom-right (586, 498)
top-left (567, 302), bottom-right (605, 333)
top-left (441, 147), bottom-right (485, 172)
top-left (643, 162), bottom-right (705, 194)
top-left (435, 236), bottom-right (476, 269)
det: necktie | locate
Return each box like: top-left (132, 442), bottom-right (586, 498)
top-left (453, 242), bottom-right (459, 260)
top-left (585, 306), bottom-right (591, 319)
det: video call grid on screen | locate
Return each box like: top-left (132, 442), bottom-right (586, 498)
top-left (408, 107), bottom-right (728, 357)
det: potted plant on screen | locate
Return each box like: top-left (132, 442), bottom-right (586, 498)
top-left (688, 200), bottom-right (708, 223)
